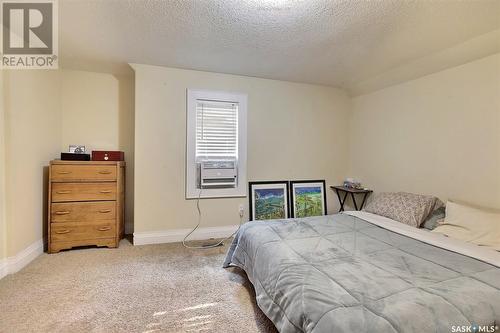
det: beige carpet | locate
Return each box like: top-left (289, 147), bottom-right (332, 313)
top-left (0, 239), bottom-right (278, 333)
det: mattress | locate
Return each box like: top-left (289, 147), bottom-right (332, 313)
top-left (223, 212), bottom-right (500, 333)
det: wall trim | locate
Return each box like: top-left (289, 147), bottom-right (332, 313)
top-left (0, 239), bottom-right (44, 279)
top-left (125, 221), bottom-right (134, 235)
top-left (133, 224), bottom-right (240, 246)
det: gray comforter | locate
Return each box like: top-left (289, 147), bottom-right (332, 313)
top-left (223, 213), bottom-right (500, 333)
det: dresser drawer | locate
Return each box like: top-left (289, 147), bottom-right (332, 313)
top-left (51, 165), bottom-right (116, 182)
top-left (51, 202), bottom-right (116, 223)
top-left (51, 221), bottom-right (116, 242)
top-left (52, 183), bottom-right (117, 202)
top-left (50, 239), bottom-right (116, 253)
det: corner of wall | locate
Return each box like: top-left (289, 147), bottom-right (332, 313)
top-left (345, 53), bottom-right (500, 208)
top-left (116, 72), bottom-right (135, 234)
top-left (344, 88), bottom-right (355, 179)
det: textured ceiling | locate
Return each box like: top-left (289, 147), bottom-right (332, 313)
top-left (59, 0), bottom-right (500, 94)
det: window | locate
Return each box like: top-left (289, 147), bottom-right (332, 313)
top-left (186, 89), bottom-right (247, 198)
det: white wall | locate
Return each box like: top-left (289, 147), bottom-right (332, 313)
top-left (3, 70), bottom-right (61, 256)
top-left (0, 71), bottom-right (6, 262)
top-left (61, 71), bottom-right (120, 152)
top-left (349, 53), bottom-right (500, 209)
top-left (132, 64), bottom-right (351, 234)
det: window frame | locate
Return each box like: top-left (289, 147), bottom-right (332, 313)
top-left (186, 89), bottom-right (248, 199)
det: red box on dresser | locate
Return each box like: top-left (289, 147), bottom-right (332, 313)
top-left (92, 151), bottom-right (125, 161)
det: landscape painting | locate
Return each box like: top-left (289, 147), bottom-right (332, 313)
top-left (249, 182), bottom-right (289, 220)
top-left (291, 180), bottom-right (327, 218)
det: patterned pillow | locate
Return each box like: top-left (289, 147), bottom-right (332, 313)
top-left (363, 192), bottom-right (443, 228)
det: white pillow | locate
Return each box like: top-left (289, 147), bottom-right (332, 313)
top-left (432, 201), bottom-right (500, 250)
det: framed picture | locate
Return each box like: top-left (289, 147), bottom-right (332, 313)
top-left (290, 180), bottom-right (327, 218)
top-left (249, 181), bottom-right (290, 221)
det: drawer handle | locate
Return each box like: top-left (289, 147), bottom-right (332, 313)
top-left (98, 170), bottom-right (112, 174)
top-left (55, 211), bottom-right (70, 215)
top-left (99, 209), bottom-right (112, 213)
top-left (56, 190), bottom-right (72, 194)
top-left (98, 226), bottom-right (111, 231)
top-left (55, 229), bottom-right (71, 234)
top-left (99, 190), bottom-right (112, 194)
top-left (57, 171), bottom-right (72, 174)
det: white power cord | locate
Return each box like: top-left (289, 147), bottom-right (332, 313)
top-left (182, 189), bottom-right (243, 249)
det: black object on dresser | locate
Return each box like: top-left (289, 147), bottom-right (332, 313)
top-left (61, 153), bottom-right (91, 161)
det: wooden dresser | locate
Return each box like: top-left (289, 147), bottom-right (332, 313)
top-left (48, 160), bottom-right (125, 253)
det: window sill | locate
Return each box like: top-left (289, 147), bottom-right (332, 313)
top-left (185, 192), bottom-right (247, 200)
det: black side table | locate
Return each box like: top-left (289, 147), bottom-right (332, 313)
top-left (331, 186), bottom-right (373, 212)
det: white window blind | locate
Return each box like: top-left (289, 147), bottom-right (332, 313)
top-left (195, 100), bottom-right (238, 160)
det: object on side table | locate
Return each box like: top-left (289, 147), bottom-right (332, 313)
top-left (343, 178), bottom-right (363, 189)
top-left (331, 185), bottom-right (372, 212)
top-left (48, 160), bottom-right (126, 253)
top-left (92, 150), bottom-right (125, 161)
top-left (61, 152), bottom-right (91, 161)
top-left (290, 180), bottom-right (327, 218)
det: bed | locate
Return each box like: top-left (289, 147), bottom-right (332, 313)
top-left (223, 211), bottom-right (500, 333)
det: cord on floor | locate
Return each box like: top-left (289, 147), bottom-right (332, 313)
top-left (182, 189), bottom-right (243, 249)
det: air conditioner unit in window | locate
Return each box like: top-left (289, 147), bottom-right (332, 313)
top-left (199, 160), bottom-right (237, 189)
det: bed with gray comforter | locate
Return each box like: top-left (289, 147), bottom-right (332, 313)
top-left (223, 213), bottom-right (500, 333)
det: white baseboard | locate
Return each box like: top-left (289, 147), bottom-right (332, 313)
top-left (133, 224), bottom-right (240, 246)
top-left (0, 239), bottom-right (43, 280)
top-left (0, 258), bottom-right (7, 280)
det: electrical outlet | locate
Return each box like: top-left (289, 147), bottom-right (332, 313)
top-left (239, 204), bottom-right (244, 217)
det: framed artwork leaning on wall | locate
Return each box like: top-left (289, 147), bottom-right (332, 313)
top-left (290, 180), bottom-right (327, 218)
